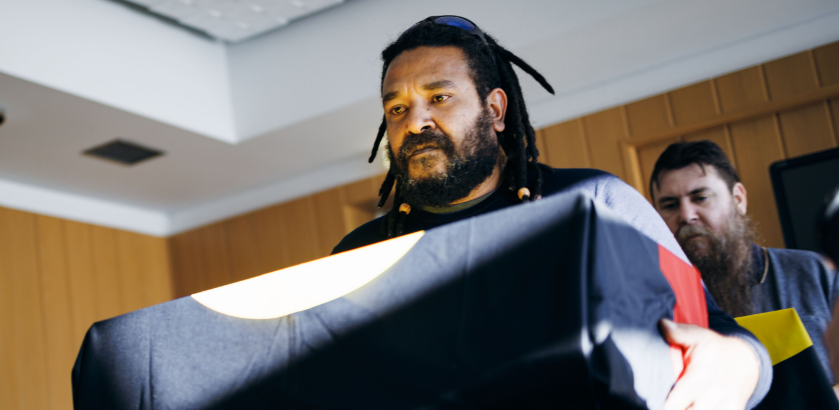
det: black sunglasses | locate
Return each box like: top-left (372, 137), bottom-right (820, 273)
top-left (408, 15), bottom-right (498, 69)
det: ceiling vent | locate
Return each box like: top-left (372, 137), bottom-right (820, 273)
top-left (84, 139), bottom-right (164, 165)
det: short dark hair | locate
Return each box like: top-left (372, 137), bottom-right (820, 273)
top-left (649, 140), bottom-right (741, 202)
top-left (368, 17), bottom-right (555, 238)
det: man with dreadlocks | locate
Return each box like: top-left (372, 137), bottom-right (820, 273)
top-left (332, 16), bottom-right (771, 409)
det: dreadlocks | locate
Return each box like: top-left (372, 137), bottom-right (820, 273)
top-left (369, 17), bottom-right (555, 238)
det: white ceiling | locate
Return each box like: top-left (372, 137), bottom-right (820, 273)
top-left (125, 0), bottom-right (346, 43)
top-left (1, 0), bottom-right (838, 236)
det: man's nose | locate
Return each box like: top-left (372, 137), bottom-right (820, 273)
top-left (406, 105), bottom-right (434, 135)
top-left (679, 202), bottom-right (699, 225)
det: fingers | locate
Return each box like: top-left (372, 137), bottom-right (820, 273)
top-left (659, 318), bottom-right (703, 347)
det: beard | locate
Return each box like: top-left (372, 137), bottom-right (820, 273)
top-left (676, 210), bottom-right (757, 317)
top-left (387, 108), bottom-right (499, 208)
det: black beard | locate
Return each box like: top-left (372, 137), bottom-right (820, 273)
top-left (387, 109), bottom-right (499, 208)
top-left (676, 211), bottom-right (756, 317)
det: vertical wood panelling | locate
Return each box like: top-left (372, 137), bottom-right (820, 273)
top-left (715, 66), bottom-right (768, 113)
top-left (198, 224), bottom-right (233, 292)
top-left (729, 116), bottom-right (786, 248)
top-left (1, 206), bottom-right (173, 410)
top-left (313, 187), bottom-right (347, 256)
top-left (582, 107), bottom-right (628, 179)
top-left (534, 129), bottom-right (550, 165)
top-left (280, 197), bottom-right (321, 266)
top-left (638, 137), bottom-right (680, 199)
top-left (250, 206), bottom-right (290, 275)
top-left (168, 230), bottom-right (204, 297)
top-left (669, 81), bottom-right (719, 126)
top-left (63, 221), bottom-right (97, 345)
top-left (142, 235), bottom-right (173, 307)
top-left (90, 226), bottom-right (122, 320)
top-left (223, 215), bottom-right (263, 282)
top-left (0, 208), bottom-right (50, 409)
top-left (625, 95), bottom-right (673, 137)
top-left (341, 177), bottom-right (381, 233)
top-left (35, 216), bottom-right (75, 410)
top-left (541, 119), bottom-right (591, 169)
top-left (814, 42), bottom-right (839, 87)
top-left (763, 52), bottom-right (820, 100)
top-left (777, 103), bottom-right (836, 158)
top-left (0, 228), bottom-right (21, 410)
top-left (116, 231), bottom-right (149, 313)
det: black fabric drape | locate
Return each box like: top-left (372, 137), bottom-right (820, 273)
top-left (73, 192), bottom-right (685, 409)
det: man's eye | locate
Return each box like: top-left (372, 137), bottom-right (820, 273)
top-left (694, 196), bottom-right (708, 203)
top-left (390, 106), bottom-right (406, 115)
top-left (660, 202), bottom-right (677, 210)
top-left (432, 95), bottom-right (449, 103)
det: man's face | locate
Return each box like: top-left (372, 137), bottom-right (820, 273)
top-left (381, 46), bottom-right (504, 207)
top-left (652, 163), bottom-right (748, 258)
top-left (382, 46), bottom-right (500, 180)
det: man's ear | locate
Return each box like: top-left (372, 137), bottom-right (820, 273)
top-left (486, 88), bottom-right (507, 132)
top-left (733, 182), bottom-right (748, 216)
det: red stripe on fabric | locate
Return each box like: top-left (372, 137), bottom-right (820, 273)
top-left (658, 244), bottom-right (709, 379)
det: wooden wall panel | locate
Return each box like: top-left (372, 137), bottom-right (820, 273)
top-left (534, 129), bottom-right (550, 165)
top-left (249, 206), bottom-right (290, 275)
top-left (1, 206), bottom-right (174, 410)
top-left (815, 42), bottom-right (839, 87)
top-left (224, 215), bottom-right (263, 283)
top-left (777, 103), bottom-right (836, 158)
top-left (35, 216), bottom-right (75, 410)
top-left (0, 250), bottom-right (21, 409)
top-left (64, 221), bottom-right (97, 345)
top-left (728, 116), bottom-right (786, 248)
top-left (763, 52), bottom-right (819, 100)
top-left (138, 234), bottom-right (173, 307)
top-left (280, 197), bottom-right (322, 266)
top-left (91, 226), bottom-right (122, 320)
top-left (541, 119), bottom-right (591, 169)
top-left (625, 95), bottom-right (673, 137)
top-left (313, 187), bottom-right (347, 257)
top-left (715, 66), bottom-right (768, 113)
top-left (341, 176), bottom-right (382, 233)
top-left (116, 231), bottom-right (149, 313)
top-left (168, 229), bottom-right (205, 297)
top-left (0, 208), bottom-right (50, 410)
top-left (582, 107), bottom-right (629, 179)
top-left (638, 137), bottom-right (679, 200)
top-left (669, 81), bottom-right (719, 126)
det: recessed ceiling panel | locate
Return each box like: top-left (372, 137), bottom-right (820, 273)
top-left (126, 0), bottom-right (345, 42)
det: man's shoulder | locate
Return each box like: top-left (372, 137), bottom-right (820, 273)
top-left (766, 247), bottom-right (830, 274)
top-left (331, 217), bottom-right (386, 255)
top-left (541, 168), bottom-right (620, 197)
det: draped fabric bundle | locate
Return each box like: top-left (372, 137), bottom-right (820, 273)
top-left (72, 192), bottom-right (707, 409)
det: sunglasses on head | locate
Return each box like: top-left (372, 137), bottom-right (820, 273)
top-left (407, 15), bottom-right (498, 69)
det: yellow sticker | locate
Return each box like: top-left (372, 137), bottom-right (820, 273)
top-left (192, 231), bottom-right (424, 319)
top-left (735, 308), bottom-right (813, 365)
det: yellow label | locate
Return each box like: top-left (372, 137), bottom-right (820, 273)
top-left (735, 308), bottom-right (813, 365)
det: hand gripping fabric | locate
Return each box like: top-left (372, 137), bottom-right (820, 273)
top-left (72, 192), bottom-right (706, 409)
